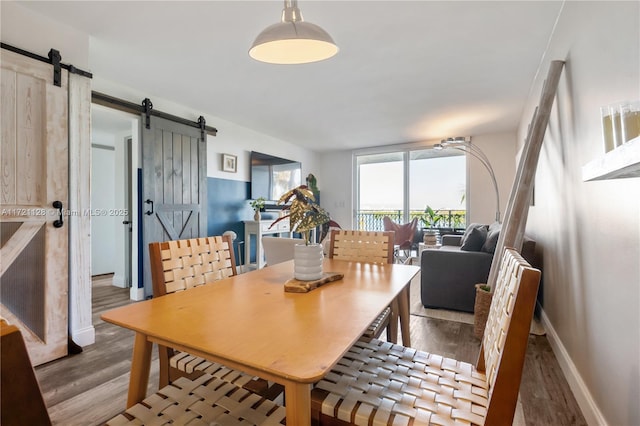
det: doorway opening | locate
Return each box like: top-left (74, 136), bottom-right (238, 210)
top-left (91, 105), bottom-right (140, 299)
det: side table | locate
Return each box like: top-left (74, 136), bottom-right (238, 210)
top-left (243, 219), bottom-right (291, 270)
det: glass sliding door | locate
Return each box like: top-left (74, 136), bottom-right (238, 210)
top-left (409, 149), bottom-right (466, 229)
top-left (356, 152), bottom-right (405, 230)
top-left (355, 147), bottom-right (466, 231)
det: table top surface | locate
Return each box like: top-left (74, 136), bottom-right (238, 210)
top-left (101, 258), bottom-right (419, 383)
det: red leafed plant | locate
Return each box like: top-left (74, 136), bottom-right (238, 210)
top-left (269, 185), bottom-right (340, 245)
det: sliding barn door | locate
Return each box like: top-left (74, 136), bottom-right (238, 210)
top-left (142, 116), bottom-right (207, 297)
top-left (0, 50), bottom-right (69, 365)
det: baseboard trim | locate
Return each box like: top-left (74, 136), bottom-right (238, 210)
top-left (112, 274), bottom-right (127, 288)
top-left (70, 325), bottom-right (95, 347)
top-left (539, 307), bottom-right (608, 426)
top-left (130, 287), bottom-right (145, 301)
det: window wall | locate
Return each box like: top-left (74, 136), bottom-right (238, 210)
top-left (356, 147), bottom-right (466, 231)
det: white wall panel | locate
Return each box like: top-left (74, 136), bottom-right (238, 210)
top-left (518, 2), bottom-right (639, 425)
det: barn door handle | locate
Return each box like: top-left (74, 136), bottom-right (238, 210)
top-left (145, 199), bottom-right (154, 216)
top-left (52, 201), bottom-right (64, 228)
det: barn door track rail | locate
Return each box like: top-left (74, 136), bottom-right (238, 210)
top-left (1, 42), bottom-right (93, 86)
top-left (92, 92), bottom-right (217, 137)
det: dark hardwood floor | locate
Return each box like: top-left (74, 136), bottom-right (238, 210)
top-left (34, 275), bottom-right (586, 425)
top-left (35, 275), bottom-right (161, 425)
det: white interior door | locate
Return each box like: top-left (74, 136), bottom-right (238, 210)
top-left (0, 49), bottom-right (69, 365)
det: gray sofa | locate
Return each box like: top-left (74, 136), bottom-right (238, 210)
top-left (420, 223), bottom-right (536, 313)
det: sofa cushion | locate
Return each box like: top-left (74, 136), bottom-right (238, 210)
top-left (460, 226), bottom-right (487, 251)
top-left (461, 223), bottom-right (487, 239)
top-left (481, 221), bottom-right (501, 254)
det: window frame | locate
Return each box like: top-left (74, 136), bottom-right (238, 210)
top-left (353, 142), bottom-right (467, 230)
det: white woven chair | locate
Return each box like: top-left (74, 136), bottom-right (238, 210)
top-left (328, 229), bottom-right (397, 342)
top-left (1, 319), bottom-right (286, 426)
top-left (149, 236), bottom-right (281, 399)
top-left (311, 247), bottom-right (541, 425)
top-left (106, 374), bottom-right (286, 426)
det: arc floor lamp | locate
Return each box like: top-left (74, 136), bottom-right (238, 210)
top-left (435, 137), bottom-right (501, 223)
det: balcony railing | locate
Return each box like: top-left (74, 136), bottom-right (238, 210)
top-left (356, 209), bottom-right (466, 232)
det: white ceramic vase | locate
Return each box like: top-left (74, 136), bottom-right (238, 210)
top-left (293, 243), bottom-right (323, 281)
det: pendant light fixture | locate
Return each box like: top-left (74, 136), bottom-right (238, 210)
top-left (249, 0), bottom-right (338, 64)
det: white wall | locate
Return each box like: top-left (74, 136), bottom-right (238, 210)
top-left (90, 133), bottom-right (116, 275)
top-left (518, 2), bottom-right (639, 425)
top-left (318, 150), bottom-right (353, 228)
top-left (92, 77), bottom-right (321, 183)
top-left (0, 1), bottom-right (89, 68)
top-left (467, 132), bottom-right (516, 225)
top-left (89, 127), bottom-right (131, 285)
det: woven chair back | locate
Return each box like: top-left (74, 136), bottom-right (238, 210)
top-left (478, 247), bottom-right (541, 422)
top-left (149, 235), bottom-right (237, 297)
top-left (328, 230), bottom-right (394, 264)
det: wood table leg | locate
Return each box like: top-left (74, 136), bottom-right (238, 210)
top-left (389, 298), bottom-right (399, 344)
top-left (127, 332), bottom-right (153, 408)
top-left (398, 285), bottom-right (411, 347)
top-left (284, 382), bottom-right (312, 426)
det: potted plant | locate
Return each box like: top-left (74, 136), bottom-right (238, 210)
top-left (421, 205), bottom-right (443, 245)
top-left (421, 205), bottom-right (443, 228)
top-left (270, 185), bottom-right (338, 244)
top-left (250, 197), bottom-right (266, 221)
top-left (270, 185), bottom-right (339, 280)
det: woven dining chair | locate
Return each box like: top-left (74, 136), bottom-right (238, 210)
top-left (106, 374), bottom-right (286, 426)
top-left (0, 319), bottom-right (286, 426)
top-left (149, 235), bottom-right (237, 298)
top-left (149, 235), bottom-right (280, 399)
top-left (311, 247), bottom-right (541, 426)
top-left (328, 229), bottom-right (397, 342)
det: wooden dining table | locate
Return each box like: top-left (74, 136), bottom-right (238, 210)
top-left (101, 258), bottom-right (420, 426)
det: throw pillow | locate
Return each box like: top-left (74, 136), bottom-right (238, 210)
top-left (460, 223), bottom-right (487, 244)
top-left (463, 223), bottom-right (487, 234)
top-left (460, 226), bottom-right (487, 251)
top-left (481, 221), bottom-right (502, 254)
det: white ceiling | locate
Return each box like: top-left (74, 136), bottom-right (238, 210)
top-left (19, 1), bottom-right (563, 152)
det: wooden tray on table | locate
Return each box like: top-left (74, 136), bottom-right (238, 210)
top-left (284, 272), bottom-right (344, 293)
